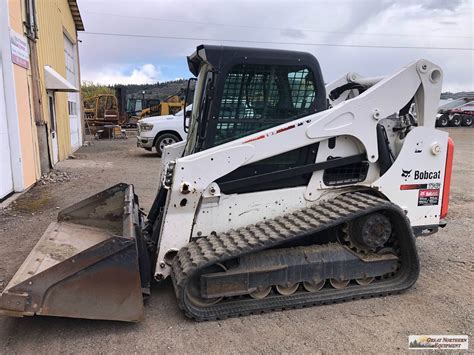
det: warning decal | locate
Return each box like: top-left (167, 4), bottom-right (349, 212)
top-left (418, 189), bottom-right (440, 206)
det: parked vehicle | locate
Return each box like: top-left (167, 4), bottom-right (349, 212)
top-left (436, 98), bottom-right (473, 127)
top-left (83, 94), bottom-right (120, 125)
top-left (136, 105), bottom-right (191, 157)
top-left (139, 90), bottom-right (186, 118)
top-left (452, 101), bottom-right (473, 127)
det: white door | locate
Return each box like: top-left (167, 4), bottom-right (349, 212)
top-left (0, 61), bottom-right (14, 199)
top-left (48, 92), bottom-right (59, 165)
top-left (64, 35), bottom-right (81, 150)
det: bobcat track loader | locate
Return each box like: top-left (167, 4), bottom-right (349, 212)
top-left (0, 45), bottom-right (454, 322)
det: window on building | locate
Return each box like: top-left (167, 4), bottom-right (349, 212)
top-left (68, 101), bottom-right (77, 116)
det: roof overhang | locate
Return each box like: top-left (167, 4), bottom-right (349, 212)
top-left (44, 66), bottom-right (79, 92)
top-left (67, 0), bottom-right (85, 31)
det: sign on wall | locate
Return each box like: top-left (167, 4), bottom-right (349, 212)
top-left (10, 30), bottom-right (29, 69)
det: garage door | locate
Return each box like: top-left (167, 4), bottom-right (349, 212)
top-left (64, 35), bottom-right (81, 150)
top-left (0, 61), bottom-right (14, 199)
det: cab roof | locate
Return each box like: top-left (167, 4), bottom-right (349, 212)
top-left (187, 44), bottom-right (321, 77)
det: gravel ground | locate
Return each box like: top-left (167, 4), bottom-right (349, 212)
top-left (0, 129), bottom-right (472, 353)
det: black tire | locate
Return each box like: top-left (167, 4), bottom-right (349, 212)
top-left (154, 133), bottom-right (180, 157)
top-left (451, 114), bottom-right (462, 127)
top-left (438, 114), bottom-right (449, 127)
top-left (462, 115), bottom-right (472, 127)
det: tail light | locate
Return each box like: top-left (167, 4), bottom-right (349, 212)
top-left (440, 137), bottom-right (454, 219)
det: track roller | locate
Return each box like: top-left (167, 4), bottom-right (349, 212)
top-left (329, 279), bottom-right (350, 289)
top-left (250, 287), bottom-right (272, 299)
top-left (303, 280), bottom-right (325, 292)
top-left (276, 283), bottom-right (299, 296)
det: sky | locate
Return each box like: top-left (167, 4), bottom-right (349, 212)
top-left (77, 0), bottom-right (473, 92)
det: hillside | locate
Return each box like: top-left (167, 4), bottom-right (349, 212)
top-left (86, 78), bottom-right (473, 103)
top-left (116, 79), bottom-right (189, 100)
top-left (441, 91), bottom-right (474, 100)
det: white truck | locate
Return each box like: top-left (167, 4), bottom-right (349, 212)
top-left (136, 105), bottom-right (191, 157)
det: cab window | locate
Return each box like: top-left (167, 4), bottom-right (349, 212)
top-left (213, 64), bottom-right (317, 146)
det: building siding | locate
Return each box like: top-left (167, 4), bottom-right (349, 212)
top-left (1, 0), bottom-right (83, 198)
top-left (8, 0), bottom-right (39, 188)
top-left (36, 0), bottom-right (78, 161)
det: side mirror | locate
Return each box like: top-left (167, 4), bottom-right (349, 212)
top-left (183, 77), bottom-right (197, 133)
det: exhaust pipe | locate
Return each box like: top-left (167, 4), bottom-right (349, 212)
top-left (0, 183), bottom-right (147, 322)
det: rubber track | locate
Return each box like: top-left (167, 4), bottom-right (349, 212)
top-left (171, 192), bottom-right (420, 321)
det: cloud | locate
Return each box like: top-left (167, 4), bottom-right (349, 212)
top-left (420, 0), bottom-right (463, 11)
top-left (77, 0), bottom-right (473, 92)
top-left (280, 29), bottom-right (306, 39)
top-left (82, 63), bottom-right (160, 85)
top-left (439, 20), bottom-right (457, 25)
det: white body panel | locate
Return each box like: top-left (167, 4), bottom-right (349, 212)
top-left (162, 140), bottom-right (186, 164)
top-left (304, 135), bottom-right (380, 201)
top-left (373, 126), bottom-right (448, 226)
top-left (154, 59), bottom-right (445, 280)
top-left (195, 186), bottom-right (309, 238)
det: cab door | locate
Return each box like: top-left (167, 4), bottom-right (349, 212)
top-left (209, 63), bottom-right (322, 193)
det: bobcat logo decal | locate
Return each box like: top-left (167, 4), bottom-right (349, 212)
top-left (401, 169), bottom-right (412, 178)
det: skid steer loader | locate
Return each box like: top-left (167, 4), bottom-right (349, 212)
top-left (0, 45), bottom-right (454, 322)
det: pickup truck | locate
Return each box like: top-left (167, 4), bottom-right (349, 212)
top-left (136, 105), bottom-right (191, 157)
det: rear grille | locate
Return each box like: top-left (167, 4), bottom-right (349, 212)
top-left (323, 161), bottom-right (369, 186)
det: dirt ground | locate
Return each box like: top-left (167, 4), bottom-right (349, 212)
top-left (0, 129), bottom-right (472, 354)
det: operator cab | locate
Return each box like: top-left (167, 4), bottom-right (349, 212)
top-left (185, 45), bottom-right (327, 155)
top-left (183, 45), bottom-right (328, 194)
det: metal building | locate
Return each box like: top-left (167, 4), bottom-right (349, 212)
top-left (0, 0), bottom-right (84, 200)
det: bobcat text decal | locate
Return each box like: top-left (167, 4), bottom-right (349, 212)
top-left (402, 169), bottom-right (441, 180)
top-left (414, 170), bottom-right (441, 180)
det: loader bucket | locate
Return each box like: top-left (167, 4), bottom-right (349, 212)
top-left (0, 183), bottom-right (146, 322)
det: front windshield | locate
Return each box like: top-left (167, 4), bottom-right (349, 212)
top-left (184, 64), bottom-right (212, 156)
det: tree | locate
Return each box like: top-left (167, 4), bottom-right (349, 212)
top-left (81, 81), bottom-right (114, 100)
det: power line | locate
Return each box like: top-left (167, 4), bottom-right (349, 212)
top-left (82, 10), bottom-right (474, 40)
top-left (80, 31), bottom-right (474, 51)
